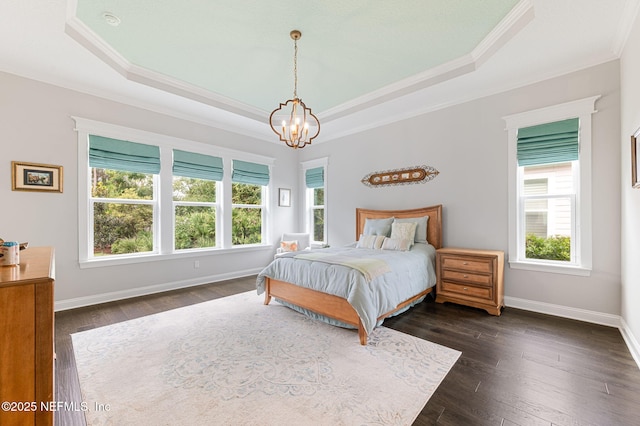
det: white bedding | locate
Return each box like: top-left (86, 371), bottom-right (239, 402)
top-left (256, 242), bottom-right (437, 335)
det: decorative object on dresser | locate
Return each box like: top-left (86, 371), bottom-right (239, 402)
top-left (435, 247), bottom-right (504, 315)
top-left (0, 246), bottom-right (55, 426)
top-left (361, 165), bottom-right (439, 188)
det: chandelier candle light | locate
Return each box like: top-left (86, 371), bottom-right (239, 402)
top-left (269, 30), bottom-right (320, 149)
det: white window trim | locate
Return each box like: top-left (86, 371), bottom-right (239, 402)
top-left (503, 96), bottom-right (599, 276)
top-left (73, 117), bottom-right (274, 268)
top-left (301, 157), bottom-right (328, 246)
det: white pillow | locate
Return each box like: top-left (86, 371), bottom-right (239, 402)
top-left (381, 237), bottom-right (412, 251)
top-left (390, 222), bottom-right (417, 246)
top-left (356, 234), bottom-right (386, 249)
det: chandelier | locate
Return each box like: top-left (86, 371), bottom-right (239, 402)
top-left (269, 30), bottom-right (320, 149)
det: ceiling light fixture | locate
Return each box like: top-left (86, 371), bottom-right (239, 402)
top-left (102, 12), bottom-right (121, 27)
top-left (269, 30), bottom-right (320, 149)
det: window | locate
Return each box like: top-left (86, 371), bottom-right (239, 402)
top-left (504, 96), bottom-right (599, 276)
top-left (231, 160), bottom-right (269, 245)
top-left (74, 117), bottom-right (274, 267)
top-left (89, 135), bottom-right (159, 256)
top-left (302, 158), bottom-right (328, 245)
top-left (172, 150), bottom-right (223, 250)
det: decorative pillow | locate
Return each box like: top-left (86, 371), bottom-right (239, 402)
top-left (363, 217), bottom-right (395, 236)
top-left (356, 234), bottom-right (386, 249)
top-left (390, 221), bottom-right (417, 246)
top-left (394, 216), bottom-right (429, 243)
top-left (381, 237), bottom-right (412, 251)
top-left (280, 240), bottom-right (298, 252)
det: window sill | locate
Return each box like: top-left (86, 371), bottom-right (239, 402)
top-left (508, 260), bottom-right (591, 276)
top-left (79, 244), bottom-right (272, 269)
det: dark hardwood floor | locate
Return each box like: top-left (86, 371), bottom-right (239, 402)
top-left (54, 277), bottom-right (640, 425)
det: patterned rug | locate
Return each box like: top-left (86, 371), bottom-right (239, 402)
top-left (72, 291), bottom-right (460, 425)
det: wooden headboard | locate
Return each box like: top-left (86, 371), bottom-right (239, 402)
top-left (355, 205), bottom-right (443, 249)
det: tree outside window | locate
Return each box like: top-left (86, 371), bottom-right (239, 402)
top-left (92, 168), bottom-right (154, 255)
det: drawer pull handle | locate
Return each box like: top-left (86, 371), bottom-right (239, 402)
top-left (464, 287), bottom-right (468, 291)
top-left (463, 275), bottom-right (469, 278)
top-left (463, 262), bottom-right (469, 265)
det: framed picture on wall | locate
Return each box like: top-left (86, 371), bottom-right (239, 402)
top-left (278, 188), bottom-right (291, 207)
top-left (632, 128), bottom-right (640, 188)
top-left (11, 161), bottom-right (63, 192)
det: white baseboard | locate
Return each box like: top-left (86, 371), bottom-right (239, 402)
top-left (504, 296), bottom-right (621, 327)
top-left (620, 318), bottom-right (640, 370)
top-left (54, 268), bottom-right (263, 312)
top-left (505, 296), bottom-right (640, 370)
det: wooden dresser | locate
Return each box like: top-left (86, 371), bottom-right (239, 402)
top-left (0, 247), bottom-right (55, 426)
top-left (435, 247), bottom-right (504, 316)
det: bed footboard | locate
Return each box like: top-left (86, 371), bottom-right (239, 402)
top-left (264, 277), bottom-right (432, 345)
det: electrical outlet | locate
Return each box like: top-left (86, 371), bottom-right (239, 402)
top-left (194, 260), bottom-right (199, 269)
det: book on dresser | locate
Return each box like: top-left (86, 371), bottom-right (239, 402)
top-left (435, 247), bottom-right (504, 316)
top-left (0, 246), bottom-right (55, 426)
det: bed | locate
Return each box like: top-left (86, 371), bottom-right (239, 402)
top-left (256, 205), bottom-right (443, 345)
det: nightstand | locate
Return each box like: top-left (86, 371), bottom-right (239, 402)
top-left (435, 247), bottom-right (505, 316)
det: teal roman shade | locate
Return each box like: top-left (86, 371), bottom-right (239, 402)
top-left (89, 135), bottom-right (160, 174)
top-left (305, 167), bottom-right (324, 188)
top-left (173, 149), bottom-right (223, 181)
top-left (232, 160), bottom-right (270, 186)
top-left (517, 118), bottom-right (579, 166)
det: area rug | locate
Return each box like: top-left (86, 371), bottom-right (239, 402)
top-left (72, 291), bottom-right (460, 425)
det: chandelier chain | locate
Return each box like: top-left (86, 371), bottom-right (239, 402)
top-left (293, 38), bottom-right (298, 99)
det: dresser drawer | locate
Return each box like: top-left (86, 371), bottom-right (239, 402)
top-left (441, 256), bottom-right (493, 273)
top-left (441, 269), bottom-right (492, 286)
top-left (441, 281), bottom-right (493, 300)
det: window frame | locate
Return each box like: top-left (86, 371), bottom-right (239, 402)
top-left (74, 117), bottom-right (274, 268)
top-left (503, 96), bottom-right (599, 276)
top-left (301, 157), bottom-right (328, 246)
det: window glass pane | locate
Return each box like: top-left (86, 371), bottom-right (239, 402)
top-left (524, 196), bottom-right (572, 262)
top-left (313, 208), bottom-right (324, 241)
top-left (93, 202), bottom-right (153, 256)
top-left (524, 178), bottom-right (548, 195)
top-left (91, 168), bottom-right (153, 200)
top-left (175, 206), bottom-right (216, 249)
top-left (523, 162), bottom-right (573, 194)
top-left (232, 183), bottom-right (261, 204)
top-left (173, 177), bottom-right (216, 202)
top-left (232, 208), bottom-right (262, 244)
top-left (313, 187), bottom-right (324, 206)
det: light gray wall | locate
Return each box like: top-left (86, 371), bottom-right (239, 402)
top-left (0, 72), bottom-right (299, 308)
top-left (620, 13), bottom-right (640, 359)
top-left (301, 60), bottom-right (622, 317)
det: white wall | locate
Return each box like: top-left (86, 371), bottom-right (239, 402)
top-left (0, 72), bottom-right (299, 309)
top-left (620, 12), bottom-right (640, 363)
top-left (301, 60), bottom-right (621, 320)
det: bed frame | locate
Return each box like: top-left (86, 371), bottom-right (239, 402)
top-left (263, 204), bottom-right (443, 345)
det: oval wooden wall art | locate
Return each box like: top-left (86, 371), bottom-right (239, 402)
top-left (361, 165), bottom-right (439, 188)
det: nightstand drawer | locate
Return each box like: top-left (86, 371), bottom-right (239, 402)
top-left (441, 281), bottom-right (492, 300)
top-left (441, 257), bottom-right (492, 273)
top-left (441, 269), bottom-right (492, 286)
